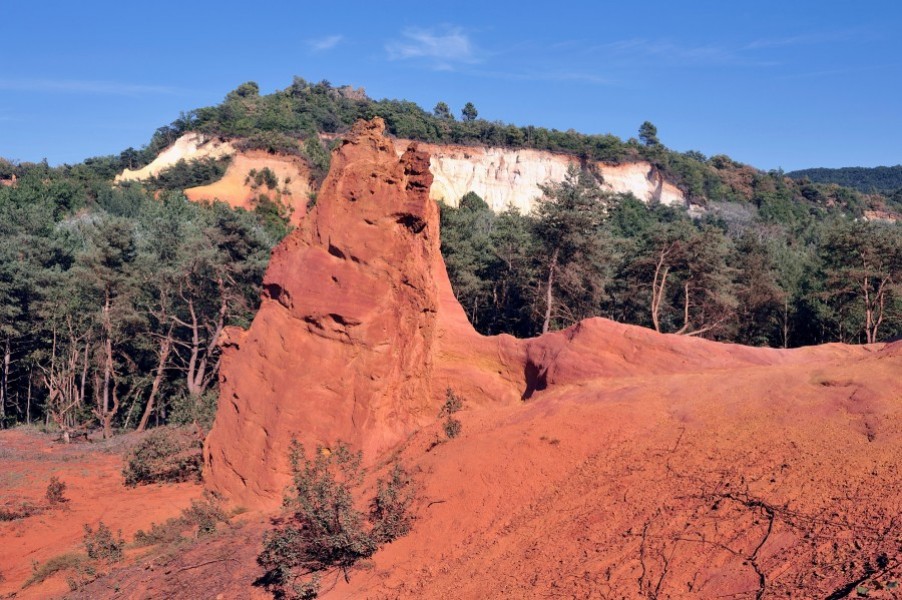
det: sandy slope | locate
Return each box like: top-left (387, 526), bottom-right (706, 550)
top-left (184, 150), bottom-right (312, 225)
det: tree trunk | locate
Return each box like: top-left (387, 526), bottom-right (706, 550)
top-left (674, 282), bottom-right (691, 335)
top-left (0, 339), bottom-right (8, 428)
top-left (542, 249), bottom-right (559, 334)
top-left (137, 332), bottom-right (173, 432)
top-left (26, 370), bottom-right (32, 425)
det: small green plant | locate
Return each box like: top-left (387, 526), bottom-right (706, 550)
top-left (83, 522), bottom-right (124, 563)
top-left (181, 493), bottom-right (230, 537)
top-left (122, 426), bottom-right (202, 487)
top-left (0, 501), bottom-right (40, 521)
top-left (134, 492), bottom-right (229, 547)
top-left (369, 464), bottom-right (415, 544)
top-left (257, 440), bottom-right (414, 598)
top-left (22, 553), bottom-right (91, 588)
top-left (46, 476), bottom-right (69, 505)
top-left (439, 388), bottom-right (463, 439)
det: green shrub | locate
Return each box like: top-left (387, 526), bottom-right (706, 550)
top-left (22, 552), bottom-right (91, 588)
top-left (134, 492), bottom-right (229, 547)
top-left (83, 522), bottom-right (124, 563)
top-left (236, 132), bottom-right (302, 156)
top-left (369, 464), bottom-right (415, 544)
top-left (46, 476), bottom-right (68, 505)
top-left (146, 157), bottom-right (230, 190)
top-left (133, 518), bottom-right (186, 547)
top-left (0, 501), bottom-right (40, 521)
top-left (257, 440), bottom-right (414, 598)
top-left (442, 418), bottom-right (462, 439)
top-left (181, 494), bottom-right (229, 537)
top-left (169, 391), bottom-right (219, 430)
top-left (122, 427), bottom-right (202, 487)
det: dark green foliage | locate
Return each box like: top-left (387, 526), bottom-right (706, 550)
top-left (168, 390), bottom-right (219, 430)
top-left (787, 165), bottom-right (902, 194)
top-left (146, 157), bottom-right (230, 191)
top-left (461, 102), bottom-right (478, 122)
top-left (0, 158), bottom-right (276, 433)
top-left (0, 501), bottom-right (40, 521)
top-left (443, 418), bottom-right (462, 439)
top-left (534, 167), bottom-right (615, 332)
top-left (439, 169), bottom-right (902, 346)
top-left (236, 132), bottom-right (302, 156)
top-left (433, 101), bottom-right (453, 121)
top-left (638, 121), bottom-right (660, 147)
top-left (45, 476), bottom-right (68, 505)
top-left (369, 464), bottom-right (414, 544)
top-left (304, 137), bottom-right (331, 185)
top-left (247, 167), bottom-right (279, 190)
top-left (181, 494), bottom-right (230, 537)
top-left (258, 440), bottom-right (414, 599)
top-left (82, 522), bottom-right (124, 563)
top-left (122, 427), bottom-right (203, 486)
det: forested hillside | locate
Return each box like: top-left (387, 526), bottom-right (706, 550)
top-left (0, 76), bottom-right (899, 436)
top-left (440, 172), bottom-right (902, 347)
top-left (788, 165), bottom-right (902, 195)
top-left (40, 77), bottom-right (898, 218)
top-left (0, 160), bottom-right (283, 434)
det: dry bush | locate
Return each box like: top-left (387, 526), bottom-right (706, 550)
top-left (22, 553), bottom-right (92, 589)
top-left (122, 427), bottom-right (202, 487)
top-left (46, 476), bottom-right (69, 505)
top-left (133, 493), bottom-right (230, 547)
top-left (83, 522), bottom-right (124, 563)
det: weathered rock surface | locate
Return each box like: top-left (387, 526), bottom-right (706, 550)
top-left (203, 118), bottom-right (523, 508)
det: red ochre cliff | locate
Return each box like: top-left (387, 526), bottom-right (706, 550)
top-left (203, 118), bottom-right (524, 509)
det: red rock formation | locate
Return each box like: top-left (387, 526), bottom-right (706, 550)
top-left (204, 118), bottom-right (522, 508)
top-left (66, 118), bottom-right (902, 597)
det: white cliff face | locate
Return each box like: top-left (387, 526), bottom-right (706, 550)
top-left (404, 141), bottom-right (687, 213)
top-left (119, 134), bottom-right (688, 216)
top-left (115, 133), bottom-right (235, 183)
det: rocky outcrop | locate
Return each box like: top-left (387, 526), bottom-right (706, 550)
top-left (203, 119), bottom-right (523, 508)
top-left (403, 141), bottom-right (686, 211)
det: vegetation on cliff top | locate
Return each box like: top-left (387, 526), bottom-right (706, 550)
top-left (787, 165), bottom-right (902, 196)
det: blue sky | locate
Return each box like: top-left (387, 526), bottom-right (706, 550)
top-left (1, 1), bottom-right (899, 171)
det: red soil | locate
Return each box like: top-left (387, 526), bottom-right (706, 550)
top-left (198, 119), bottom-right (902, 598)
top-left (0, 430), bottom-right (201, 599)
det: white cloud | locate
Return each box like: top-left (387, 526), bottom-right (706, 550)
top-left (308, 35), bottom-right (343, 52)
top-left (0, 79), bottom-right (177, 95)
top-left (386, 26), bottom-right (478, 69)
